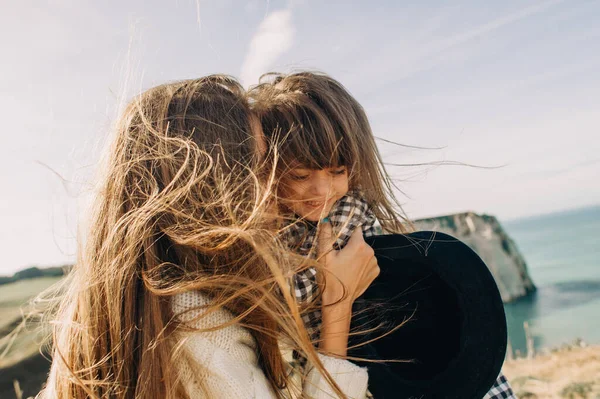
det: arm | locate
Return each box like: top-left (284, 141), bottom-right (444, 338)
top-left (174, 289), bottom-right (371, 399)
top-left (179, 333), bottom-right (275, 399)
top-left (317, 224), bottom-right (379, 358)
top-left (319, 301), bottom-right (353, 357)
top-left (180, 332), bottom-right (369, 399)
top-left (300, 223), bottom-right (380, 398)
top-left (304, 301), bottom-right (370, 398)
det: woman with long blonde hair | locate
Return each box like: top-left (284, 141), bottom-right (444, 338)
top-left (39, 75), bottom-right (378, 399)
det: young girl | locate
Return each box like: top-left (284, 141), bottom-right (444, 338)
top-left (250, 72), bottom-right (407, 340)
top-left (251, 71), bottom-right (516, 399)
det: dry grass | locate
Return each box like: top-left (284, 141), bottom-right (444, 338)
top-left (503, 343), bottom-right (600, 399)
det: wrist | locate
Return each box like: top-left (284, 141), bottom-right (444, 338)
top-left (321, 282), bottom-right (353, 307)
top-left (320, 301), bottom-right (352, 357)
top-left (322, 298), bottom-right (353, 315)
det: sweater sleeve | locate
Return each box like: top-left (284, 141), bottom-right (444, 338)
top-left (180, 333), bottom-right (369, 399)
top-left (304, 354), bottom-right (369, 399)
top-left (179, 332), bottom-right (277, 399)
top-left (174, 291), bottom-right (369, 398)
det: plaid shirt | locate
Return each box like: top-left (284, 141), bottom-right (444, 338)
top-left (282, 191), bottom-right (378, 341)
top-left (283, 190), bottom-right (516, 399)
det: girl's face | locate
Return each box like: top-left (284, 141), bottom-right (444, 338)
top-left (280, 166), bottom-right (349, 221)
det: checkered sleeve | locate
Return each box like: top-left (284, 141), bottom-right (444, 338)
top-left (292, 266), bottom-right (322, 341)
top-left (483, 373), bottom-right (517, 399)
top-left (329, 191), bottom-right (377, 249)
top-left (362, 219), bottom-right (379, 237)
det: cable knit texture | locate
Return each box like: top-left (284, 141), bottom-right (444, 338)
top-left (172, 290), bottom-right (369, 398)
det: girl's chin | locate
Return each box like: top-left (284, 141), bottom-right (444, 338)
top-left (297, 207), bottom-right (332, 221)
top-left (301, 214), bottom-right (321, 222)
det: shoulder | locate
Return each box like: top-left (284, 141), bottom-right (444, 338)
top-left (172, 290), bottom-right (258, 359)
top-left (171, 291), bottom-right (369, 399)
top-left (172, 291), bottom-right (276, 397)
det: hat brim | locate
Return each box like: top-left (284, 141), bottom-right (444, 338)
top-left (348, 231), bottom-right (507, 399)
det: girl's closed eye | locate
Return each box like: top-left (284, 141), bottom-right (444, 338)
top-left (329, 167), bottom-right (347, 176)
top-left (289, 170), bottom-right (311, 181)
top-left (288, 167), bottom-right (345, 181)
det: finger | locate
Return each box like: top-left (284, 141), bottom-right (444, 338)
top-left (364, 257), bottom-right (379, 278)
top-left (317, 221), bottom-right (335, 259)
top-left (356, 262), bottom-right (380, 300)
top-left (344, 227), bottom-right (367, 250)
top-left (363, 259), bottom-right (380, 287)
top-left (369, 261), bottom-right (380, 280)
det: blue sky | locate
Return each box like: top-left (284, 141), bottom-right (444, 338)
top-left (1, 0), bottom-right (599, 274)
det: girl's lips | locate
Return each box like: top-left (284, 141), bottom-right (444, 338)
top-left (305, 200), bottom-right (326, 208)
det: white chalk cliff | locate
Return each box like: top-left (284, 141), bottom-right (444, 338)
top-left (413, 212), bottom-right (536, 303)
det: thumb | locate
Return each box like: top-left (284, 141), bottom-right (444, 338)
top-left (317, 221), bottom-right (335, 259)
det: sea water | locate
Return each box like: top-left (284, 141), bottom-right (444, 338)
top-left (502, 205), bottom-right (600, 354)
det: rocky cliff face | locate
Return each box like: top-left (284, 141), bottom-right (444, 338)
top-left (413, 212), bottom-right (536, 303)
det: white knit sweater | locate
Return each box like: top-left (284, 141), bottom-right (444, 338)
top-left (172, 290), bottom-right (369, 398)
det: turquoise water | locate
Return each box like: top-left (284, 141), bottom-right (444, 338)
top-left (502, 205), bottom-right (600, 354)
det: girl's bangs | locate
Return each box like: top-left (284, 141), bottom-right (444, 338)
top-left (277, 112), bottom-right (354, 171)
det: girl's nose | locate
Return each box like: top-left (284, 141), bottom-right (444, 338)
top-left (309, 173), bottom-right (332, 196)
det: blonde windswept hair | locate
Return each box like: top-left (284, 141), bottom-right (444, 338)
top-left (249, 71), bottom-right (411, 233)
top-left (36, 75), bottom-right (345, 398)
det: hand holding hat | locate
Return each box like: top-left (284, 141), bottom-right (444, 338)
top-left (349, 232), bottom-right (508, 399)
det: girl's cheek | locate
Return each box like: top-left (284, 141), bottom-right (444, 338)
top-left (284, 180), bottom-right (306, 198)
top-left (279, 183), bottom-right (300, 204)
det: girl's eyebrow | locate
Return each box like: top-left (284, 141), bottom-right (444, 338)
top-left (287, 162), bottom-right (309, 170)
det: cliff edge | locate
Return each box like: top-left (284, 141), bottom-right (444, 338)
top-left (414, 212), bottom-right (536, 303)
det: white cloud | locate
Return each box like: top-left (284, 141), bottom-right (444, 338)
top-left (240, 9), bottom-right (294, 87)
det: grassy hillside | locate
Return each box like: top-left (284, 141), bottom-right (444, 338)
top-left (0, 277), bottom-right (61, 398)
top-left (0, 266), bottom-right (68, 287)
top-left (0, 277), bottom-right (61, 331)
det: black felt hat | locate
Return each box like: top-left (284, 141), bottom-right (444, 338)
top-left (349, 231), bottom-right (507, 399)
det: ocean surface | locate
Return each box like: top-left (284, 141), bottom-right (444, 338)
top-left (502, 205), bottom-right (600, 354)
